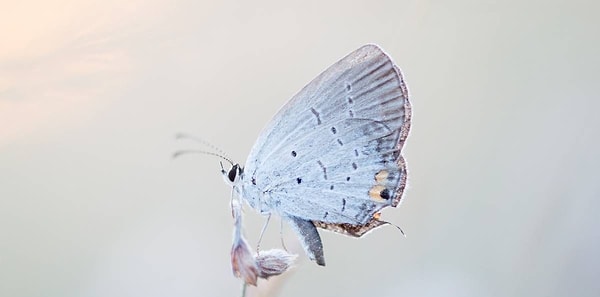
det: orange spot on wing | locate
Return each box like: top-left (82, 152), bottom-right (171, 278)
top-left (373, 212), bottom-right (381, 220)
top-left (375, 170), bottom-right (389, 184)
top-left (369, 185), bottom-right (386, 201)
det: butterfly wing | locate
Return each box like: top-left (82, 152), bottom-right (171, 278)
top-left (241, 44), bottom-right (411, 265)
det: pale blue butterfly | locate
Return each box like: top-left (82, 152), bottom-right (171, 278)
top-left (221, 44), bottom-right (411, 266)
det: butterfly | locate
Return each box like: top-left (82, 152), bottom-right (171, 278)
top-left (222, 44), bottom-right (411, 266)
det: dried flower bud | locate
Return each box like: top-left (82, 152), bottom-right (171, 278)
top-left (255, 249), bottom-right (297, 279)
top-left (230, 196), bottom-right (296, 285)
top-left (231, 236), bottom-right (258, 286)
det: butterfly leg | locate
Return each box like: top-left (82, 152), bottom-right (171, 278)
top-left (256, 213), bottom-right (271, 253)
top-left (284, 216), bottom-right (325, 266)
top-left (279, 217), bottom-right (288, 252)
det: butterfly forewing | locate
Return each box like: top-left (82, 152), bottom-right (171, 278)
top-left (243, 44), bottom-right (411, 232)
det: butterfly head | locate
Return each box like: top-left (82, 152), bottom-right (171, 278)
top-left (222, 163), bottom-right (243, 186)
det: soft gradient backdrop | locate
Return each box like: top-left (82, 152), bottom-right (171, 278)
top-left (1, 0), bottom-right (599, 296)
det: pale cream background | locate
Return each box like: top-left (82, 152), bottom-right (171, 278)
top-left (1, 0), bottom-right (599, 296)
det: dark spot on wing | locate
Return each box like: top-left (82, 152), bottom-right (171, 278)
top-left (296, 177), bottom-right (302, 184)
top-left (374, 138), bottom-right (384, 152)
top-left (317, 160), bottom-right (328, 180)
top-left (356, 203), bottom-right (368, 220)
top-left (380, 188), bottom-right (391, 200)
top-left (251, 177), bottom-right (256, 185)
top-left (310, 107), bottom-right (322, 125)
top-left (349, 110), bottom-right (354, 117)
top-left (330, 185), bottom-right (334, 190)
top-left (352, 162), bottom-right (358, 170)
top-left (347, 96), bottom-right (354, 104)
top-left (337, 139), bottom-right (343, 146)
top-left (345, 82), bottom-right (352, 92)
top-left (331, 127), bottom-right (337, 134)
top-left (342, 198), bottom-right (346, 212)
top-left (346, 176), bottom-right (351, 181)
top-left (291, 150), bottom-right (297, 157)
top-left (323, 212), bottom-right (329, 219)
top-left (355, 202), bottom-right (377, 222)
top-left (387, 172), bottom-right (396, 181)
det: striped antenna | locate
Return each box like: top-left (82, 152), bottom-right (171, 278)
top-left (174, 133), bottom-right (234, 165)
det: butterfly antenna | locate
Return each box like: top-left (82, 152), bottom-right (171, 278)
top-left (172, 149), bottom-right (234, 166)
top-left (175, 133), bottom-right (233, 162)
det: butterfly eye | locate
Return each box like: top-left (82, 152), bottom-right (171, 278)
top-left (228, 164), bottom-right (239, 182)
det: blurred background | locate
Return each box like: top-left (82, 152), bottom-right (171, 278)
top-left (1, 0), bottom-right (599, 296)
